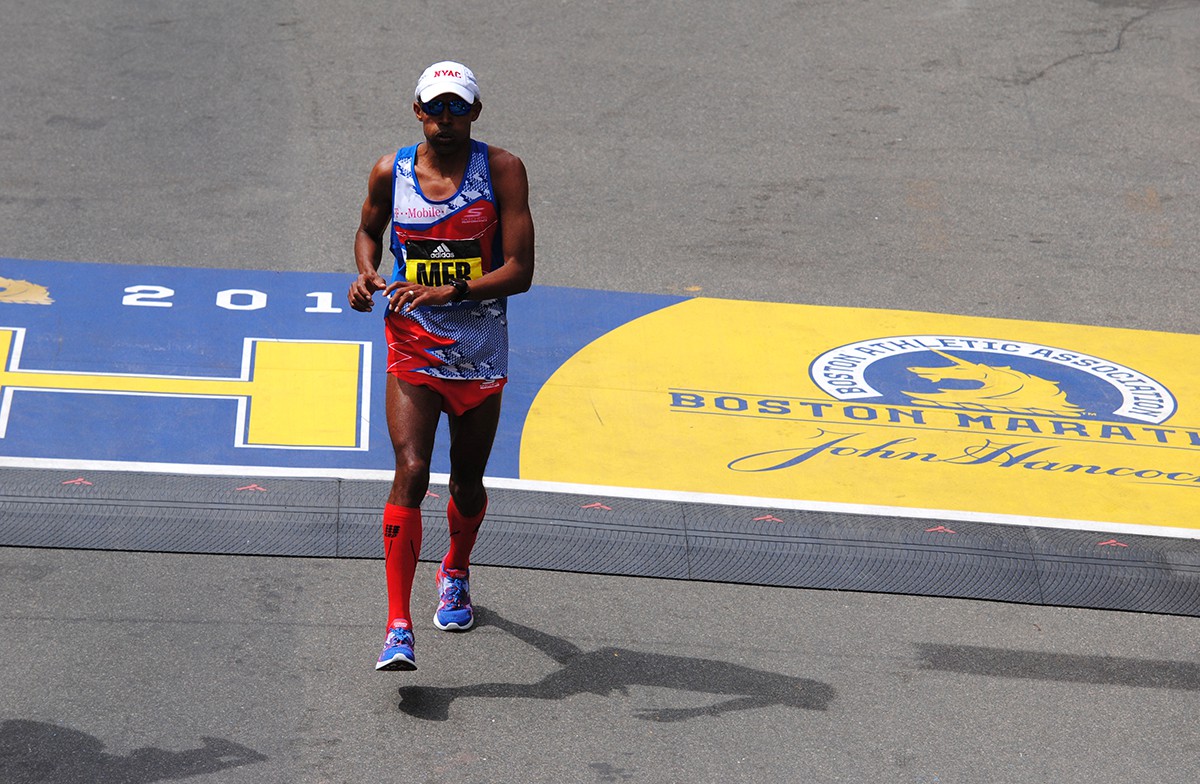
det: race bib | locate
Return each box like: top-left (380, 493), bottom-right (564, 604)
top-left (404, 239), bottom-right (484, 286)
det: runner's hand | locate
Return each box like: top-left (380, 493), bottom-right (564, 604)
top-left (348, 272), bottom-right (387, 311)
top-left (383, 281), bottom-right (455, 312)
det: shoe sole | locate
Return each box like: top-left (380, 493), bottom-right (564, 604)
top-left (433, 614), bottom-right (474, 632)
top-left (375, 653), bottom-right (417, 671)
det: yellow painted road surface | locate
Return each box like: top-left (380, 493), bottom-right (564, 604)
top-left (521, 298), bottom-right (1200, 532)
top-left (0, 329), bottom-right (368, 449)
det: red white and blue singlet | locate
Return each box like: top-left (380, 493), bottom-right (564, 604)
top-left (386, 139), bottom-right (508, 381)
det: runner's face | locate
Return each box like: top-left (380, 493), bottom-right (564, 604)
top-left (414, 93), bottom-right (480, 152)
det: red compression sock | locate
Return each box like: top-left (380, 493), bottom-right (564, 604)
top-left (383, 504), bottom-right (422, 628)
top-left (444, 496), bottom-right (486, 572)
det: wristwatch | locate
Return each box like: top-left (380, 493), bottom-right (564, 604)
top-left (449, 278), bottom-right (470, 302)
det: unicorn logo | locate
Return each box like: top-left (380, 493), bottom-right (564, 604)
top-left (0, 277), bottom-right (53, 305)
top-left (904, 350), bottom-right (1086, 417)
top-left (810, 335), bottom-right (1176, 424)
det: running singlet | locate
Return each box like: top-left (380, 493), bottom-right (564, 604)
top-left (386, 139), bottom-right (507, 380)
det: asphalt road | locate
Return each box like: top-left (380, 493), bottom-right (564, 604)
top-left (2, 1), bottom-right (1198, 782)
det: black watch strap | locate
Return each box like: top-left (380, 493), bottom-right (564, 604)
top-left (449, 278), bottom-right (470, 302)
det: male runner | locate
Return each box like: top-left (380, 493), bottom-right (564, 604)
top-left (347, 61), bottom-right (535, 671)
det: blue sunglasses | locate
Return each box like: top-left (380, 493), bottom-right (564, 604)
top-left (420, 98), bottom-right (473, 117)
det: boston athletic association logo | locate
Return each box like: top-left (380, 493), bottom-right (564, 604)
top-left (810, 335), bottom-right (1175, 425)
top-left (702, 332), bottom-right (1199, 498)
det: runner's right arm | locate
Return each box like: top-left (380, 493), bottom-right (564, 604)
top-left (348, 154), bottom-right (394, 312)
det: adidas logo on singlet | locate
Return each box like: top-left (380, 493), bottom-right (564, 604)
top-left (429, 243), bottom-right (455, 259)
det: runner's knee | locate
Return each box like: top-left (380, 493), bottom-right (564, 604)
top-left (390, 453), bottom-right (431, 502)
top-left (448, 475), bottom-right (486, 512)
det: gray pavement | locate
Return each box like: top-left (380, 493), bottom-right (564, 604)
top-left (3, 548), bottom-right (1197, 783)
top-left (2, 1), bottom-right (1198, 782)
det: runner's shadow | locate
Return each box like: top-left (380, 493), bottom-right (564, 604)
top-left (398, 607), bottom-right (835, 722)
top-left (0, 720), bottom-right (267, 784)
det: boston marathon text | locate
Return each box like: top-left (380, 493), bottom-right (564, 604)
top-left (669, 391), bottom-right (1200, 449)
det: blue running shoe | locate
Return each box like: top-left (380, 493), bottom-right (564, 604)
top-left (434, 562), bottom-right (474, 631)
top-left (376, 625), bottom-right (416, 671)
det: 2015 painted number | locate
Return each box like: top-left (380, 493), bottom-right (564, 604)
top-left (122, 286), bottom-right (342, 313)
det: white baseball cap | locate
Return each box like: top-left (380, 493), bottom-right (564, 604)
top-left (414, 61), bottom-right (480, 104)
